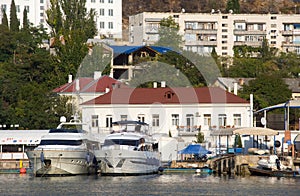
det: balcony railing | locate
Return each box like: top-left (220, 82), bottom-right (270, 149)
top-left (185, 29), bottom-right (217, 34)
top-left (234, 29), bottom-right (266, 35)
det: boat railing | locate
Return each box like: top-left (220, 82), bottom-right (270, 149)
top-left (0, 152), bottom-right (28, 160)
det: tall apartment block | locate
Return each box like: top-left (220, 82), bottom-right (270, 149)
top-left (0, 0), bottom-right (122, 39)
top-left (129, 12), bottom-right (300, 56)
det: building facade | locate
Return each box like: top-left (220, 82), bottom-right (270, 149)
top-left (129, 12), bottom-right (300, 56)
top-left (81, 86), bottom-right (251, 145)
top-left (0, 0), bottom-right (122, 39)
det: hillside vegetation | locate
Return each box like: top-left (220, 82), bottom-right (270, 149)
top-left (122, 0), bottom-right (298, 27)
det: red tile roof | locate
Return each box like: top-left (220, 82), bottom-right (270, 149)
top-left (53, 76), bottom-right (119, 93)
top-left (82, 87), bottom-right (249, 105)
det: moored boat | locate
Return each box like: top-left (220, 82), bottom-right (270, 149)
top-left (26, 117), bottom-right (100, 177)
top-left (95, 121), bottom-right (161, 175)
top-left (248, 155), bottom-right (300, 177)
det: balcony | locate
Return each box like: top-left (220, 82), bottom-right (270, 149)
top-left (282, 30), bottom-right (293, 36)
top-left (177, 125), bottom-right (200, 133)
top-left (185, 40), bottom-right (217, 46)
top-left (282, 41), bottom-right (300, 47)
top-left (234, 41), bottom-right (262, 47)
top-left (185, 28), bottom-right (217, 35)
top-left (234, 29), bottom-right (266, 35)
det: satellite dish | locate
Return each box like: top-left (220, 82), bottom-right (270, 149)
top-left (261, 117), bottom-right (266, 126)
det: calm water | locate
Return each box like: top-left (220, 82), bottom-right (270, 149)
top-left (0, 173), bottom-right (300, 196)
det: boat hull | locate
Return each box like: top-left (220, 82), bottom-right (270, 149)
top-left (248, 166), bottom-right (300, 177)
top-left (96, 149), bottom-right (160, 175)
top-left (26, 150), bottom-right (97, 177)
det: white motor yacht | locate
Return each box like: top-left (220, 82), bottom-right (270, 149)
top-left (26, 117), bottom-right (100, 176)
top-left (95, 121), bottom-right (161, 175)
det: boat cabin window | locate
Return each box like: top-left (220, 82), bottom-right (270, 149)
top-left (40, 140), bottom-right (83, 146)
top-left (103, 139), bottom-right (139, 147)
top-left (49, 129), bottom-right (86, 133)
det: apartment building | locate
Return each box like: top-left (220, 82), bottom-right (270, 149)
top-left (0, 0), bottom-right (122, 39)
top-left (129, 12), bottom-right (300, 56)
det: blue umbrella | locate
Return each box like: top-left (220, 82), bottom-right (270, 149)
top-left (178, 144), bottom-right (211, 155)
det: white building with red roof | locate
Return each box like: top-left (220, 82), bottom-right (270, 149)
top-left (53, 72), bottom-right (122, 112)
top-left (81, 86), bottom-right (251, 144)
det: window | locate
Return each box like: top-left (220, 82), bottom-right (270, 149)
top-left (271, 24), bottom-right (277, 28)
top-left (99, 8), bottom-right (104, 16)
top-left (24, 6), bottom-right (29, 13)
top-left (99, 21), bottom-right (104, 29)
top-left (40, 13), bottom-right (44, 17)
top-left (271, 30), bottom-right (276, 33)
top-left (271, 41), bottom-right (276, 44)
top-left (106, 115), bottom-right (112, 128)
top-left (40, 0), bottom-right (44, 3)
top-left (108, 22), bottom-right (113, 29)
top-left (204, 114), bottom-right (211, 126)
top-left (222, 35), bottom-right (228, 38)
top-left (271, 36), bottom-right (276, 39)
top-left (1, 5), bottom-right (7, 12)
top-left (171, 114), bottom-right (179, 126)
top-left (222, 46), bottom-right (227, 50)
top-left (222, 29), bottom-right (228, 32)
top-left (138, 114), bottom-right (145, 123)
top-left (222, 40), bottom-right (227, 44)
top-left (120, 115), bottom-right (127, 121)
top-left (40, 6), bottom-right (44, 10)
top-left (271, 16), bottom-right (277, 20)
top-left (222, 16), bottom-right (228, 19)
top-left (186, 114), bottom-right (194, 131)
top-left (108, 9), bottom-right (113, 16)
top-left (91, 115), bottom-right (99, 127)
top-left (222, 24), bottom-right (228, 27)
top-left (100, 0), bottom-right (104, 3)
top-left (16, 5), bottom-right (20, 13)
top-left (218, 114), bottom-right (227, 128)
top-left (108, 0), bottom-right (113, 3)
top-left (91, 0), bottom-right (96, 2)
top-left (233, 114), bottom-right (241, 127)
top-left (152, 114), bottom-right (159, 127)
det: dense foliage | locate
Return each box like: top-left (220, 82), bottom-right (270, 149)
top-left (0, 0), bottom-right (299, 129)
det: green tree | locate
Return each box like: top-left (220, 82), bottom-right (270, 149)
top-left (240, 73), bottom-right (291, 110)
top-left (22, 8), bottom-right (29, 30)
top-left (226, 0), bottom-right (240, 13)
top-left (0, 25), bottom-right (14, 62)
top-left (10, 0), bottom-right (19, 32)
top-left (46, 0), bottom-right (97, 78)
top-left (155, 16), bottom-right (182, 51)
top-left (194, 131), bottom-right (205, 143)
top-left (1, 9), bottom-right (8, 27)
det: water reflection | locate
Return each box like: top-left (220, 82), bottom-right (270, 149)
top-left (0, 174), bottom-right (300, 195)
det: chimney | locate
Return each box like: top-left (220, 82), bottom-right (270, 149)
top-left (161, 81), bottom-right (166, 88)
top-left (68, 75), bottom-right (72, 83)
top-left (233, 82), bottom-right (238, 95)
top-left (153, 82), bottom-right (157, 88)
top-left (238, 78), bottom-right (244, 85)
top-left (75, 79), bottom-right (80, 91)
top-left (94, 71), bottom-right (102, 80)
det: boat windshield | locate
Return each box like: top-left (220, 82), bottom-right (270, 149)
top-left (49, 129), bottom-right (86, 133)
top-left (103, 139), bottom-right (139, 147)
top-left (40, 140), bottom-right (83, 146)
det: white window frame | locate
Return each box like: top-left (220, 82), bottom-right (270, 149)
top-left (204, 114), bottom-right (211, 126)
top-left (152, 114), bottom-right (159, 127)
top-left (233, 114), bottom-right (241, 127)
top-left (91, 115), bottom-right (99, 127)
top-left (171, 114), bottom-right (179, 126)
top-left (106, 115), bottom-right (112, 128)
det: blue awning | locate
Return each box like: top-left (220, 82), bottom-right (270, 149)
top-left (178, 144), bottom-right (211, 155)
top-left (255, 100), bottom-right (300, 113)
